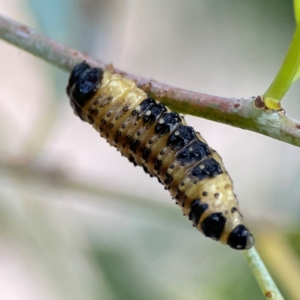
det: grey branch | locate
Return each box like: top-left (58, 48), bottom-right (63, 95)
top-left (0, 13), bottom-right (300, 147)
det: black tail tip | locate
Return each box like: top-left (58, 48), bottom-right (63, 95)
top-left (227, 225), bottom-right (254, 250)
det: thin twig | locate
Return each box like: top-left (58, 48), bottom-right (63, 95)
top-left (0, 14), bottom-right (300, 147)
top-left (243, 248), bottom-right (284, 300)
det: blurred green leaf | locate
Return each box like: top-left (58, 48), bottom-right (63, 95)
top-left (294, 0), bottom-right (300, 24)
top-left (286, 230), bottom-right (300, 258)
top-left (292, 65), bottom-right (300, 83)
top-left (90, 249), bottom-right (166, 300)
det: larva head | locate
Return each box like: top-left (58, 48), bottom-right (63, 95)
top-left (67, 62), bottom-right (103, 118)
top-left (227, 224), bottom-right (254, 250)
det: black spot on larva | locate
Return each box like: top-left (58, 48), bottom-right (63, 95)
top-left (201, 213), bottom-right (226, 241)
top-left (176, 140), bottom-right (210, 165)
top-left (142, 147), bottom-right (151, 162)
top-left (191, 158), bottom-right (223, 180)
top-left (129, 139), bottom-right (141, 153)
top-left (167, 125), bottom-right (196, 149)
top-left (164, 173), bottom-right (173, 185)
top-left (143, 103), bottom-right (167, 125)
top-left (227, 225), bottom-right (254, 250)
top-left (231, 207), bottom-right (237, 214)
top-left (114, 130), bottom-right (122, 143)
top-left (154, 159), bottom-right (163, 172)
top-left (189, 199), bottom-right (208, 226)
top-left (154, 112), bottom-right (181, 135)
top-left (138, 98), bottom-right (156, 115)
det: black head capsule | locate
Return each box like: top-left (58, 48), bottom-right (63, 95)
top-left (66, 61), bottom-right (91, 96)
top-left (227, 225), bottom-right (254, 250)
top-left (67, 62), bottom-right (103, 119)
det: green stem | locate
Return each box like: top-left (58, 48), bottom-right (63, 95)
top-left (263, 24), bottom-right (300, 109)
top-left (243, 248), bottom-right (284, 300)
top-left (294, 0), bottom-right (300, 23)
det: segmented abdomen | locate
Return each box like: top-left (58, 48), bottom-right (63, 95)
top-left (66, 62), bottom-right (254, 250)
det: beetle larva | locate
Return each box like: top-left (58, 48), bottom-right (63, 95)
top-left (66, 61), bottom-right (254, 250)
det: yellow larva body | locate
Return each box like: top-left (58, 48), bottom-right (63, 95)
top-left (67, 62), bottom-right (254, 250)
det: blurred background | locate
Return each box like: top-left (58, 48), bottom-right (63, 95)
top-left (0, 0), bottom-right (300, 299)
